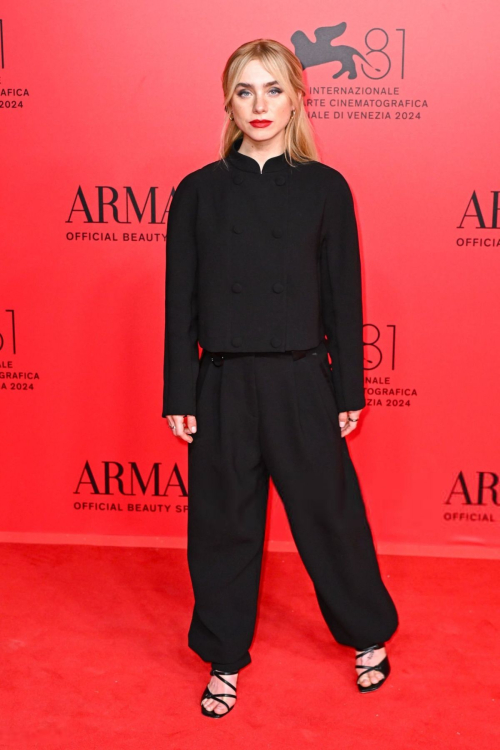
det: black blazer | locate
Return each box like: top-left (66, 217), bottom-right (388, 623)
top-left (163, 136), bottom-right (366, 418)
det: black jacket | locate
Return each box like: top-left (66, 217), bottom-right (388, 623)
top-left (162, 136), bottom-right (366, 418)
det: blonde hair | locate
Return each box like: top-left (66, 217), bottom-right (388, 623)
top-left (219, 39), bottom-right (319, 167)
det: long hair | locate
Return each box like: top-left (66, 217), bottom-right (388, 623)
top-left (219, 39), bottom-right (319, 167)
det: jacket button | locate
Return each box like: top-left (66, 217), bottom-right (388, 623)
top-left (275, 175), bottom-right (286, 186)
top-left (232, 224), bottom-right (243, 234)
top-left (272, 282), bottom-right (284, 293)
top-left (270, 337), bottom-right (282, 348)
top-left (231, 336), bottom-right (242, 347)
top-left (231, 282), bottom-right (243, 293)
top-left (232, 174), bottom-right (244, 185)
top-left (272, 228), bottom-right (283, 238)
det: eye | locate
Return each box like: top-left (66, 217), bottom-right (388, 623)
top-left (235, 87), bottom-right (282, 98)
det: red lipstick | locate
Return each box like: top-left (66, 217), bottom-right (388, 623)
top-left (250, 120), bottom-right (272, 128)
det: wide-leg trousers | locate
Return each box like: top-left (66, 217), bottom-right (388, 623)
top-left (186, 339), bottom-right (399, 672)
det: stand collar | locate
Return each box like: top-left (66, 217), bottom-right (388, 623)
top-left (227, 136), bottom-right (291, 174)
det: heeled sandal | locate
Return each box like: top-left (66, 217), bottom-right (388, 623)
top-left (200, 668), bottom-right (238, 718)
top-left (355, 642), bottom-right (391, 693)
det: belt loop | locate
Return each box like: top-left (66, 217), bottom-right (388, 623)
top-left (210, 353), bottom-right (224, 367)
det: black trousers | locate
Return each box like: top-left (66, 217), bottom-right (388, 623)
top-left (186, 339), bottom-right (399, 672)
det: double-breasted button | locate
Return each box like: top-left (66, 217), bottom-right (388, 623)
top-left (232, 174), bottom-right (244, 185)
top-left (231, 282), bottom-right (243, 293)
top-left (231, 336), bottom-right (242, 347)
top-left (275, 175), bottom-right (286, 186)
top-left (232, 224), bottom-right (243, 234)
top-left (270, 336), bottom-right (282, 348)
top-left (272, 282), bottom-right (284, 293)
top-left (271, 228), bottom-right (283, 238)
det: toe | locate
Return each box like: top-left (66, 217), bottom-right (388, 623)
top-left (214, 703), bottom-right (228, 714)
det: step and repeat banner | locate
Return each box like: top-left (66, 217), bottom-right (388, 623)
top-left (1, 2), bottom-right (499, 556)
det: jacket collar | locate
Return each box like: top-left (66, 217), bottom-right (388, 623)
top-left (227, 136), bottom-right (291, 174)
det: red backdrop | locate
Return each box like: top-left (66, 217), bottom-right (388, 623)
top-left (1, 1), bottom-right (499, 557)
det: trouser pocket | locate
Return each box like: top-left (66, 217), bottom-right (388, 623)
top-left (306, 343), bottom-right (339, 418)
top-left (195, 352), bottom-right (211, 403)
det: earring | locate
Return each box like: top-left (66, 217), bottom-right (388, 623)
top-left (229, 111), bottom-right (234, 121)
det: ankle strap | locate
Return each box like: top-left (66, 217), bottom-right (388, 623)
top-left (211, 668), bottom-right (239, 676)
top-left (355, 642), bottom-right (385, 657)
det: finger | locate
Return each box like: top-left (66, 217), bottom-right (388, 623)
top-left (340, 419), bottom-right (353, 437)
top-left (185, 415), bottom-right (197, 434)
top-left (346, 412), bottom-right (360, 433)
top-left (173, 415), bottom-right (193, 443)
top-left (167, 414), bottom-right (182, 435)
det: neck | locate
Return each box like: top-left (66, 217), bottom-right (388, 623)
top-left (237, 133), bottom-right (286, 168)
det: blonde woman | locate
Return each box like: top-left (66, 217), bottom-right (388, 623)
top-left (163, 39), bottom-right (399, 718)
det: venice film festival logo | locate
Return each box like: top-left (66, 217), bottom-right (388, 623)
top-left (290, 22), bottom-right (428, 120)
top-left (0, 19), bottom-right (4, 69)
top-left (0, 308), bottom-right (41, 395)
top-left (65, 186), bottom-right (174, 244)
top-left (0, 20), bottom-right (31, 109)
top-left (362, 323), bottom-right (418, 410)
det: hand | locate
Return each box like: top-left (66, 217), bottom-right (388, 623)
top-left (338, 409), bottom-right (362, 438)
top-left (166, 414), bottom-right (197, 443)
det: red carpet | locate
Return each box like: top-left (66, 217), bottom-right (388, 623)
top-left (0, 542), bottom-right (498, 749)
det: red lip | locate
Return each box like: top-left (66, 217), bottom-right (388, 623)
top-left (250, 120), bottom-right (272, 128)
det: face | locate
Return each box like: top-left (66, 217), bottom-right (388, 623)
top-left (229, 58), bottom-right (296, 144)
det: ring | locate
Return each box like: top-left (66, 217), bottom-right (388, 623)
top-left (348, 417), bottom-right (359, 422)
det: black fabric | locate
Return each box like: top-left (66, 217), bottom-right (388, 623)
top-left (163, 137), bottom-right (366, 417)
top-left (186, 341), bottom-right (399, 672)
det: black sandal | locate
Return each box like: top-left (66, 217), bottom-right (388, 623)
top-left (355, 642), bottom-right (391, 693)
top-left (200, 668), bottom-right (238, 718)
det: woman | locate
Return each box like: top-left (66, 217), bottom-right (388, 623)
top-left (163, 39), bottom-right (399, 718)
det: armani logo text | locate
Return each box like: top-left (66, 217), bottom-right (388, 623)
top-left (74, 461), bottom-right (188, 497)
top-left (66, 186), bottom-right (175, 224)
top-left (445, 472), bottom-right (499, 508)
top-left (458, 191), bottom-right (500, 229)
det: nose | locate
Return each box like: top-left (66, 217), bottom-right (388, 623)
top-left (253, 93), bottom-right (267, 114)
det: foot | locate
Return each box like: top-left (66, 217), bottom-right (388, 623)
top-left (201, 670), bottom-right (238, 715)
top-left (355, 644), bottom-right (387, 688)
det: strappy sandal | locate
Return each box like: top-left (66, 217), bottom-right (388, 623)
top-left (200, 668), bottom-right (238, 718)
top-left (355, 642), bottom-right (391, 693)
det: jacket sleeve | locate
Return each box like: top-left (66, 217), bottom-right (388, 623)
top-left (162, 171), bottom-right (200, 418)
top-left (319, 173), bottom-right (366, 412)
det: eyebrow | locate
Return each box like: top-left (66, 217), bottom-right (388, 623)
top-left (235, 80), bottom-right (280, 88)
